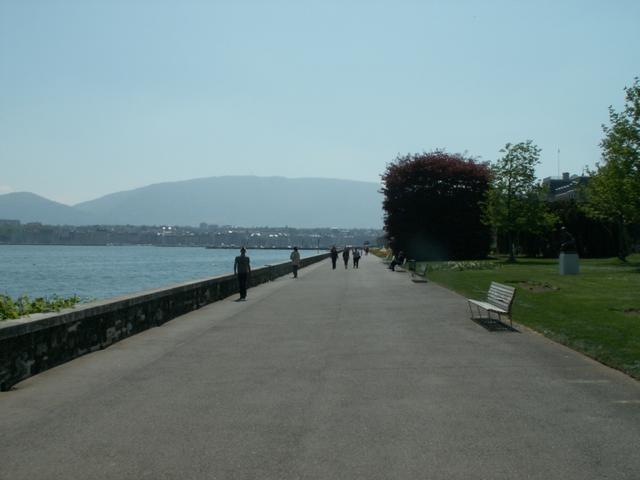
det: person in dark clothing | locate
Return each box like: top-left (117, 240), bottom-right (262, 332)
top-left (342, 247), bottom-right (350, 269)
top-left (388, 251), bottom-right (405, 271)
top-left (290, 246), bottom-right (301, 278)
top-left (330, 246), bottom-right (339, 270)
top-left (234, 247), bottom-right (251, 300)
top-left (353, 248), bottom-right (361, 268)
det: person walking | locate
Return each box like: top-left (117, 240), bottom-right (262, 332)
top-left (353, 247), bottom-right (361, 268)
top-left (330, 246), bottom-right (339, 270)
top-left (234, 247), bottom-right (251, 300)
top-left (290, 246), bottom-right (301, 278)
top-left (342, 246), bottom-right (350, 269)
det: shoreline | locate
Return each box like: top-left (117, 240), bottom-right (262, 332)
top-left (0, 243), bottom-right (331, 250)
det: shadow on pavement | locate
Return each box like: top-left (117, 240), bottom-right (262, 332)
top-left (471, 317), bottom-right (519, 332)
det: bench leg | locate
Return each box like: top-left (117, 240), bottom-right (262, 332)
top-left (468, 301), bottom-right (483, 320)
top-left (469, 304), bottom-right (514, 328)
top-left (496, 312), bottom-right (513, 328)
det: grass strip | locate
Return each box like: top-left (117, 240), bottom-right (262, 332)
top-left (417, 255), bottom-right (640, 380)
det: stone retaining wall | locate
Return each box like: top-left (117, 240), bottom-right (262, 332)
top-left (0, 252), bottom-right (330, 391)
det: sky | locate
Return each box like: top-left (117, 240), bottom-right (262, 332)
top-left (1, 0), bottom-right (639, 205)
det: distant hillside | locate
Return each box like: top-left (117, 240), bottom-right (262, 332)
top-left (0, 177), bottom-right (383, 228)
top-left (74, 176), bottom-right (383, 228)
top-left (0, 192), bottom-right (96, 225)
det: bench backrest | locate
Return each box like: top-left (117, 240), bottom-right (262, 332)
top-left (487, 282), bottom-right (516, 311)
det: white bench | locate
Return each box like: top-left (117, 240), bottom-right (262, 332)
top-left (410, 264), bottom-right (428, 282)
top-left (467, 282), bottom-right (516, 327)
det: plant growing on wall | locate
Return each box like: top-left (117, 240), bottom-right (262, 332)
top-left (0, 294), bottom-right (81, 320)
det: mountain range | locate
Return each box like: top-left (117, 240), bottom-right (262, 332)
top-left (0, 176), bottom-right (383, 228)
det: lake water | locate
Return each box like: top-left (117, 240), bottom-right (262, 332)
top-left (0, 245), bottom-right (302, 300)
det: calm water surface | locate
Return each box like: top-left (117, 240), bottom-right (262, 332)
top-left (0, 245), bottom-right (299, 300)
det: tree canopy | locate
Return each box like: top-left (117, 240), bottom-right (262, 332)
top-left (583, 78), bottom-right (640, 260)
top-left (381, 151), bottom-right (491, 260)
top-left (484, 141), bottom-right (554, 261)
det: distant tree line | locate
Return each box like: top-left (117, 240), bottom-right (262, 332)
top-left (382, 77), bottom-right (640, 261)
top-left (0, 223), bottom-right (383, 250)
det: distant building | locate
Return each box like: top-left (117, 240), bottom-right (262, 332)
top-left (0, 219), bottom-right (21, 226)
top-left (541, 172), bottom-right (590, 201)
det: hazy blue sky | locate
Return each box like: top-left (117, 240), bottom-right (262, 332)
top-left (1, 0), bottom-right (639, 204)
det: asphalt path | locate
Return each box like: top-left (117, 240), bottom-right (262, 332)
top-left (1, 255), bottom-right (639, 479)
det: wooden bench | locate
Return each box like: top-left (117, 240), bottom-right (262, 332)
top-left (467, 282), bottom-right (516, 327)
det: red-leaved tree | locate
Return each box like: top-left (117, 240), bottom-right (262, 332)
top-left (381, 151), bottom-right (491, 260)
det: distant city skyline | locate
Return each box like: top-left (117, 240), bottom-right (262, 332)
top-left (1, 0), bottom-right (639, 204)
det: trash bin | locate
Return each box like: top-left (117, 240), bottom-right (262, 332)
top-left (407, 259), bottom-right (416, 271)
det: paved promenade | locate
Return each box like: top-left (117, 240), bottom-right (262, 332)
top-left (1, 255), bottom-right (639, 479)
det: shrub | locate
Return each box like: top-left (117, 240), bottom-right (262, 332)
top-left (381, 151), bottom-right (491, 260)
top-left (0, 294), bottom-right (81, 320)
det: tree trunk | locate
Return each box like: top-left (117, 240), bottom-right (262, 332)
top-left (617, 217), bottom-right (628, 262)
top-left (507, 230), bottom-right (516, 262)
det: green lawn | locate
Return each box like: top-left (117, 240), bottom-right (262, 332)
top-left (417, 255), bottom-right (640, 380)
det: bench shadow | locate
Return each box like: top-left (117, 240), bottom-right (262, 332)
top-left (471, 317), bottom-right (518, 332)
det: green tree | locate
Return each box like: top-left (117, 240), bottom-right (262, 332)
top-left (583, 78), bottom-right (640, 261)
top-left (484, 141), bottom-right (554, 262)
